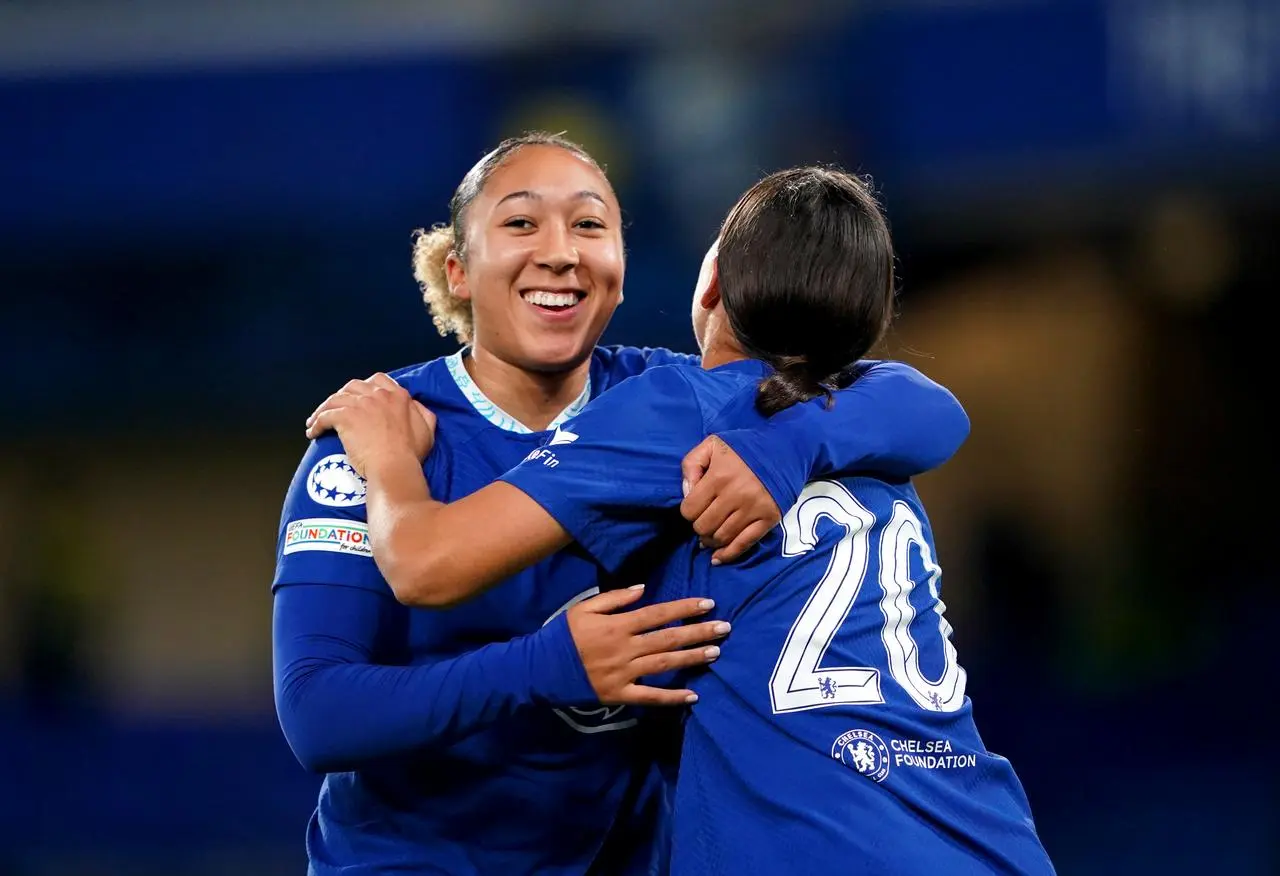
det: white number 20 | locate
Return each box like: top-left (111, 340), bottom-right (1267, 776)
top-left (769, 481), bottom-right (966, 714)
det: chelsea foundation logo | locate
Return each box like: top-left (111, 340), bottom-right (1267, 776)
top-left (832, 729), bottom-right (890, 783)
top-left (307, 454), bottom-right (367, 507)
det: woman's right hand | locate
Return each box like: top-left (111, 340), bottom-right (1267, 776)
top-left (566, 585), bottom-right (729, 706)
top-left (305, 372), bottom-right (438, 473)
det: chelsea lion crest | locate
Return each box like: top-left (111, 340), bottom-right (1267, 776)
top-left (833, 728), bottom-right (890, 783)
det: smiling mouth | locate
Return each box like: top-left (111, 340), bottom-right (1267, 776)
top-left (520, 289), bottom-right (586, 312)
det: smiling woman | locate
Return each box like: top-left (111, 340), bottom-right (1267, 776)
top-left (412, 133), bottom-right (625, 430)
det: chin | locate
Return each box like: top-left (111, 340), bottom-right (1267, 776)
top-left (519, 335), bottom-right (597, 374)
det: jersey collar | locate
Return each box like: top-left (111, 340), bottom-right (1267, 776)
top-left (710, 358), bottom-right (769, 377)
top-left (444, 348), bottom-right (592, 434)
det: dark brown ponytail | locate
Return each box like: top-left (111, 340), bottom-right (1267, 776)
top-left (755, 356), bottom-right (843, 417)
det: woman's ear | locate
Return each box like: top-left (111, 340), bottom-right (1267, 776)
top-left (698, 256), bottom-right (720, 311)
top-left (445, 250), bottom-right (471, 302)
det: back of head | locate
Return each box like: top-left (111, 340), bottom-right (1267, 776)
top-left (717, 166), bottom-right (896, 416)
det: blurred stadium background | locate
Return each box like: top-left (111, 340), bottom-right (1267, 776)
top-left (1, 0), bottom-right (1276, 873)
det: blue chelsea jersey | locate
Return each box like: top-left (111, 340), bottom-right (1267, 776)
top-left (503, 360), bottom-right (1055, 876)
top-left (272, 345), bottom-right (695, 876)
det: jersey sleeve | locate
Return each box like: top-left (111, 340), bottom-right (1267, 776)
top-left (500, 367), bottom-right (705, 575)
top-left (714, 360), bottom-right (970, 514)
top-left (273, 582), bottom-right (596, 773)
top-left (272, 434), bottom-right (386, 594)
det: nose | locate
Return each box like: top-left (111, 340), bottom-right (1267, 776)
top-left (534, 224), bottom-right (579, 274)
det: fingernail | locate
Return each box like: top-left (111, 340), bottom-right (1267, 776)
top-left (685, 693), bottom-right (699, 704)
top-left (703, 646), bottom-right (721, 660)
top-left (713, 622), bottom-right (731, 635)
top-left (628, 584), bottom-right (645, 591)
top-left (682, 478), bottom-right (690, 497)
top-left (710, 557), bottom-right (722, 566)
top-left (698, 599), bottom-right (715, 610)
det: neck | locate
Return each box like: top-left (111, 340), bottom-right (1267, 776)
top-left (699, 319), bottom-right (750, 371)
top-left (699, 346), bottom-right (748, 371)
top-left (464, 345), bottom-right (591, 432)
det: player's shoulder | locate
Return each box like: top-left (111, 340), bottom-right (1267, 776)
top-left (601, 361), bottom-right (702, 402)
top-left (679, 360), bottom-right (764, 390)
top-left (387, 356), bottom-right (456, 405)
top-left (283, 433), bottom-right (369, 516)
top-left (388, 353), bottom-right (488, 440)
top-left (829, 473), bottom-right (921, 515)
top-left (282, 356), bottom-right (447, 496)
top-left (674, 360), bottom-right (769, 429)
top-left (589, 363), bottom-right (768, 441)
top-left (570, 364), bottom-right (708, 439)
top-left (591, 344), bottom-right (700, 390)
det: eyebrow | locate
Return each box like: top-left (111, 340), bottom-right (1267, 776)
top-left (495, 189), bottom-right (608, 207)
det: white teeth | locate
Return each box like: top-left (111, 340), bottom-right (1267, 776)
top-left (524, 290), bottom-right (579, 308)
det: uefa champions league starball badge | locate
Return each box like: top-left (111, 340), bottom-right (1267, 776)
top-left (306, 454), bottom-right (368, 507)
